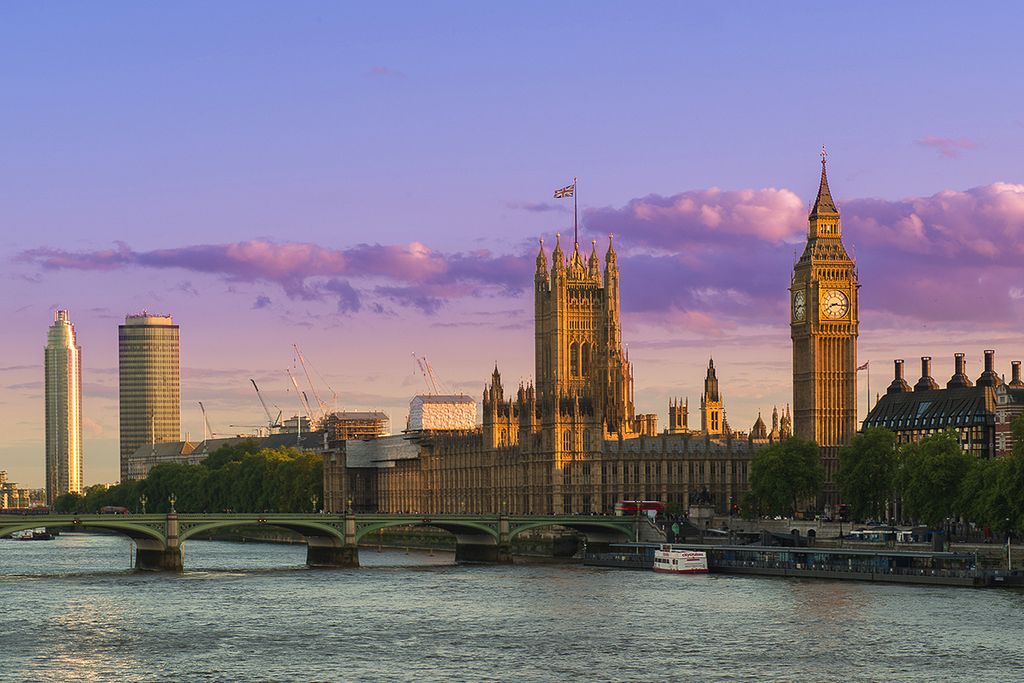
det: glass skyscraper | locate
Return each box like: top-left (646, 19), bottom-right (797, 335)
top-left (119, 313), bottom-right (180, 481)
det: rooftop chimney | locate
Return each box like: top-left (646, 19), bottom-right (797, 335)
top-left (887, 359), bottom-right (912, 394)
top-left (914, 356), bottom-right (939, 392)
top-left (947, 352), bottom-right (973, 389)
top-left (976, 349), bottom-right (1001, 388)
top-left (1011, 361), bottom-right (1024, 389)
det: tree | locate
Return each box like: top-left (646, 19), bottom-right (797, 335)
top-left (105, 442), bottom-right (324, 513)
top-left (837, 428), bottom-right (897, 521)
top-left (748, 438), bottom-right (823, 516)
top-left (897, 431), bottom-right (973, 527)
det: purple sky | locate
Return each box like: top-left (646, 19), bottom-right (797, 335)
top-left (3, 3), bottom-right (1024, 486)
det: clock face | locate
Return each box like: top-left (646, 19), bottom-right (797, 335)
top-left (792, 290), bottom-right (806, 322)
top-left (821, 289), bottom-right (849, 319)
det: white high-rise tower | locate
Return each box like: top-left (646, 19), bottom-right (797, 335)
top-left (45, 309), bottom-right (83, 505)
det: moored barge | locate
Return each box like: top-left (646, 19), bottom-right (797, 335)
top-left (586, 543), bottom-right (1024, 587)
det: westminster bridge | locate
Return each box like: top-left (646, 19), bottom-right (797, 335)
top-left (0, 512), bottom-right (642, 571)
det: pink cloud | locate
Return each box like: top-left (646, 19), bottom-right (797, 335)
top-left (585, 187), bottom-right (806, 249)
top-left (18, 240), bottom-right (531, 314)
top-left (367, 66), bottom-right (406, 79)
top-left (586, 182), bottom-right (1024, 326)
top-left (17, 183), bottom-right (1024, 326)
top-left (916, 136), bottom-right (978, 158)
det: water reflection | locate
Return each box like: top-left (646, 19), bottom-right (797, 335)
top-left (2, 534), bottom-right (1023, 682)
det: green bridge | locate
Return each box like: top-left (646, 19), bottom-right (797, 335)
top-left (0, 512), bottom-right (643, 571)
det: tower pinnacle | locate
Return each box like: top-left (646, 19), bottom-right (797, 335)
top-left (810, 145), bottom-right (838, 219)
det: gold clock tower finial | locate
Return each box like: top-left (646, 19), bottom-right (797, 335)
top-left (791, 150), bottom-right (859, 509)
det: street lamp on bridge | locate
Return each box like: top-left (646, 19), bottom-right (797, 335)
top-left (139, 495), bottom-right (148, 515)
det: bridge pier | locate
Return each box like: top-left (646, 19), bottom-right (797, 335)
top-left (135, 545), bottom-right (184, 572)
top-left (307, 544), bottom-right (359, 568)
top-left (135, 511), bottom-right (183, 572)
top-left (454, 542), bottom-right (513, 564)
top-left (305, 514), bottom-right (360, 568)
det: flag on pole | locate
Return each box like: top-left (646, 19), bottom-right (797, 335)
top-left (856, 361), bottom-right (869, 371)
top-left (554, 183), bottom-right (575, 199)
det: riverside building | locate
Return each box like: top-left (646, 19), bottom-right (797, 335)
top-left (324, 233), bottom-right (792, 516)
top-left (119, 313), bottom-right (180, 481)
top-left (44, 310), bottom-right (83, 505)
top-left (864, 351), bottom-right (1024, 458)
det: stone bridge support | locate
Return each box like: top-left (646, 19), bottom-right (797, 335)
top-left (453, 515), bottom-right (512, 564)
top-left (307, 514), bottom-right (359, 568)
top-left (135, 512), bottom-right (183, 572)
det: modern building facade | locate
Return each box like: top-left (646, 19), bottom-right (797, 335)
top-left (44, 310), bottom-right (83, 505)
top-left (324, 235), bottom-right (787, 516)
top-left (791, 154), bottom-right (859, 506)
top-left (1, 471), bottom-right (46, 509)
top-left (119, 313), bottom-right (180, 481)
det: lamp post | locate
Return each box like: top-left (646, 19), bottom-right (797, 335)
top-left (168, 493), bottom-right (176, 513)
top-left (139, 494), bottom-right (148, 515)
top-left (1007, 518), bottom-right (1012, 571)
top-left (311, 494), bottom-right (319, 513)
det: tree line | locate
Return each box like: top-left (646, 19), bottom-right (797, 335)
top-left (745, 417), bottom-right (1024, 532)
top-left (53, 441), bottom-right (323, 514)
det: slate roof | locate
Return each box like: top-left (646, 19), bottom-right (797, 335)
top-left (863, 386), bottom-right (996, 431)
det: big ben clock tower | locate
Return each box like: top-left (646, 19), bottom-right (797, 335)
top-left (791, 149), bottom-right (859, 505)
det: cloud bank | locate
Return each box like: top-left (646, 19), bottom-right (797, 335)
top-left (19, 241), bottom-right (532, 314)
top-left (583, 182), bottom-right (1024, 327)
top-left (17, 183), bottom-right (1024, 326)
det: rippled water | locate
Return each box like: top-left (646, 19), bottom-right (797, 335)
top-left (2, 533), bottom-right (1023, 682)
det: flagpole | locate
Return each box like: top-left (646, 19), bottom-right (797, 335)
top-left (866, 362), bottom-right (870, 421)
top-left (573, 176), bottom-right (578, 246)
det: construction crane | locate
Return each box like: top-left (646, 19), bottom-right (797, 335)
top-left (286, 367), bottom-right (316, 427)
top-left (198, 401), bottom-right (215, 442)
top-left (226, 424), bottom-right (270, 437)
top-left (412, 353), bottom-right (447, 395)
top-left (250, 379), bottom-right (283, 431)
top-left (292, 344), bottom-right (335, 419)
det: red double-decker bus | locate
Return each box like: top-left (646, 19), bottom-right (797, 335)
top-left (614, 500), bottom-right (665, 518)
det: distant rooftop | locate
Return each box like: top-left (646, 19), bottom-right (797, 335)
top-left (124, 311), bottom-right (174, 325)
top-left (411, 394), bottom-right (475, 404)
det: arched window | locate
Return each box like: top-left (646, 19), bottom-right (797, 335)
top-left (563, 430), bottom-right (572, 451)
top-left (581, 342), bottom-right (591, 376)
top-left (570, 343), bottom-right (580, 376)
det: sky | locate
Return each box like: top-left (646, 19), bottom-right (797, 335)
top-left (3, 2), bottom-right (1024, 487)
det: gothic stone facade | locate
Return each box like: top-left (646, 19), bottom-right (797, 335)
top-left (791, 155), bottom-right (859, 506)
top-left (324, 236), bottom-right (786, 516)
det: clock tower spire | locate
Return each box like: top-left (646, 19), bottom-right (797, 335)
top-left (791, 148), bottom-right (859, 508)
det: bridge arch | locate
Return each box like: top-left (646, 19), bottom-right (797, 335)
top-left (178, 518), bottom-right (346, 545)
top-left (508, 519), bottom-right (634, 543)
top-left (354, 518), bottom-right (499, 545)
top-left (0, 516), bottom-right (167, 545)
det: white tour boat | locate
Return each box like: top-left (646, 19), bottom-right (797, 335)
top-left (653, 545), bottom-right (708, 574)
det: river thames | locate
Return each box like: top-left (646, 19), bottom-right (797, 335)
top-left (2, 534), bottom-right (1023, 682)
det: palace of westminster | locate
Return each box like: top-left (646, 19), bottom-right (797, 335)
top-left (326, 156), bottom-right (1018, 516)
top-left (324, 158), bottom-right (859, 516)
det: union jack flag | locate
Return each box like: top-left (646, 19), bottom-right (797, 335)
top-left (553, 183), bottom-right (575, 199)
top-left (857, 361), bottom-right (869, 371)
